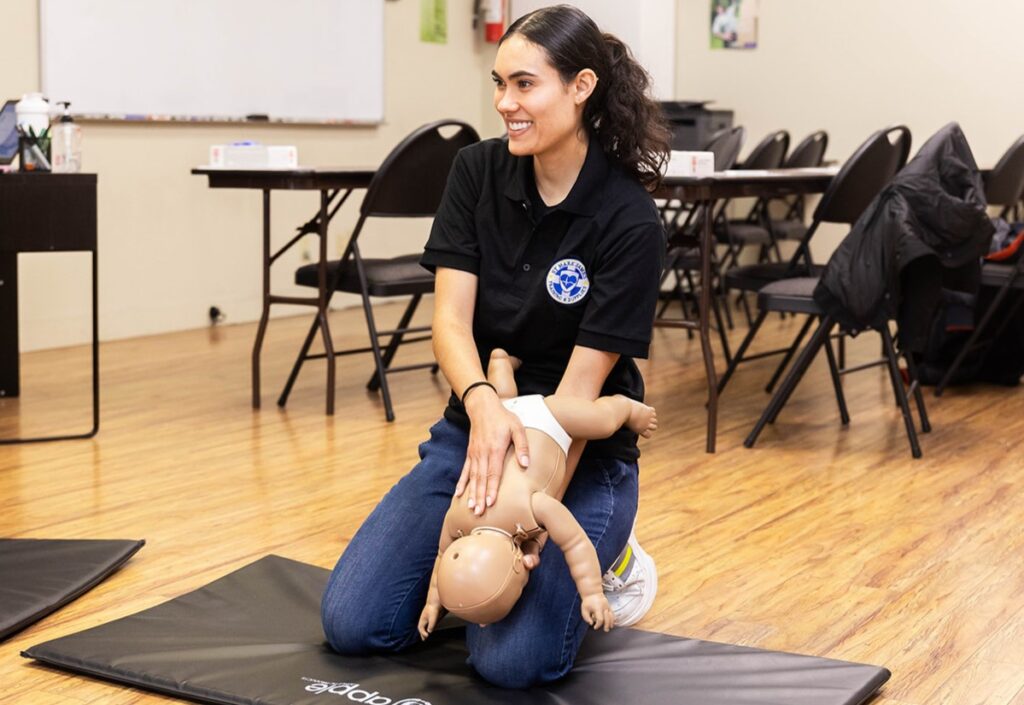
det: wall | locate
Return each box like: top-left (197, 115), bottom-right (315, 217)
top-left (677, 0), bottom-right (1024, 255)
top-left (11, 1), bottom-right (1022, 349)
top-left (2, 0), bottom-right (499, 351)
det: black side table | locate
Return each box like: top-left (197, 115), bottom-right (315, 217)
top-left (0, 173), bottom-right (99, 443)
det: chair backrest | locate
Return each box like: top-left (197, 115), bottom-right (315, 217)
top-left (703, 126), bottom-right (746, 172)
top-left (361, 120), bottom-right (480, 218)
top-left (740, 130), bottom-right (790, 170)
top-left (784, 130), bottom-right (829, 169)
top-left (983, 134), bottom-right (1024, 208)
top-left (813, 125), bottom-right (912, 225)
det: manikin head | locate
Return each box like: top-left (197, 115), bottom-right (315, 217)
top-left (437, 527), bottom-right (528, 625)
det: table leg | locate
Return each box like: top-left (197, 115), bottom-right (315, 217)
top-left (0, 253), bottom-right (19, 398)
top-left (317, 189), bottom-right (337, 415)
top-left (699, 199), bottom-right (719, 453)
top-left (251, 189), bottom-right (272, 409)
top-left (88, 249), bottom-right (99, 437)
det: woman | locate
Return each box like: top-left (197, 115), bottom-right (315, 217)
top-left (321, 5), bottom-right (669, 688)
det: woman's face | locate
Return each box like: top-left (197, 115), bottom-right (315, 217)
top-left (492, 34), bottom-right (586, 158)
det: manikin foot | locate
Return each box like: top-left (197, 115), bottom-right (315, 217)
top-left (621, 397), bottom-right (658, 438)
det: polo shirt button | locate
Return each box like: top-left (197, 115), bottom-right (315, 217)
top-left (521, 201), bottom-right (528, 210)
top-left (522, 263), bottom-right (531, 272)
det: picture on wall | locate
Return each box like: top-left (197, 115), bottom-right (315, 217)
top-left (710, 0), bottom-right (758, 50)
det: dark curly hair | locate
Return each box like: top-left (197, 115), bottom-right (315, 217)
top-left (500, 4), bottom-right (670, 191)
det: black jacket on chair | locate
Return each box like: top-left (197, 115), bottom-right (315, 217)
top-left (813, 122), bottom-right (994, 350)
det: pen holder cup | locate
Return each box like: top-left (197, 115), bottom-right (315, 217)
top-left (19, 134), bottom-right (52, 172)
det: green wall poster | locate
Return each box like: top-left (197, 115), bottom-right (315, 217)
top-left (711, 0), bottom-right (759, 49)
top-left (421, 0), bottom-right (448, 44)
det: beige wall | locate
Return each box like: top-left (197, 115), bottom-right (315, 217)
top-left (677, 0), bottom-right (1024, 255)
top-left (2, 0), bottom-right (500, 351)
top-left (10, 1), bottom-right (1022, 349)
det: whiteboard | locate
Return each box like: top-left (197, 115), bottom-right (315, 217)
top-left (508, 1), bottom-right (675, 100)
top-left (40, 0), bottom-right (384, 123)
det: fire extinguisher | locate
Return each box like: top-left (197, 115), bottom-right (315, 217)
top-left (483, 0), bottom-right (505, 43)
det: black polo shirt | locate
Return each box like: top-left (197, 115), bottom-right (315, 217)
top-left (421, 138), bottom-right (665, 461)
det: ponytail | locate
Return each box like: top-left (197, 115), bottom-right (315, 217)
top-left (501, 5), bottom-right (670, 190)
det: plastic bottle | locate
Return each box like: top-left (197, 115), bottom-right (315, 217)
top-left (52, 101), bottom-right (82, 173)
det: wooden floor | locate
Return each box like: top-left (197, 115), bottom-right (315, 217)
top-left (2, 300), bottom-right (1023, 705)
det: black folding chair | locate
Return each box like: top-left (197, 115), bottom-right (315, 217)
top-left (714, 129), bottom-right (791, 270)
top-left (742, 273), bottom-right (931, 458)
top-left (278, 120), bottom-right (480, 421)
top-left (932, 135), bottom-right (1024, 396)
top-left (982, 134), bottom-right (1024, 221)
top-left (769, 130), bottom-right (829, 242)
top-left (718, 126), bottom-right (912, 396)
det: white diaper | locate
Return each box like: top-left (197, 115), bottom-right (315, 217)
top-left (501, 395), bottom-right (572, 455)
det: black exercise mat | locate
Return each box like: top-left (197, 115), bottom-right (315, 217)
top-left (24, 555), bottom-right (889, 705)
top-left (1, 538), bottom-right (144, 642)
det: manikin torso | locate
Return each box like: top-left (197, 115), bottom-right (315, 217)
top-left (443, 429), bottom-right (567, 542)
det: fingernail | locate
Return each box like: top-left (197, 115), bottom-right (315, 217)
top-left (520, 455), bottom-right (529, 467)
top-left (467, 498), bottom-right (475, 509)
top-left (486, 495), bottom-right (493, 507)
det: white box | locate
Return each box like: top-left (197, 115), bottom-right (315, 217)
top-left (208, 143), bottom-right (299, 169)
top-left (665, 150), bottom-right (715, 177)
top-left (267, 145), bottom-right (298, 168)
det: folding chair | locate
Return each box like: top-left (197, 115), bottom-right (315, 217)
top-left (932, 134), bottom-right (1024, 395)
top-left (714, 129), bottom-right (791, 270)
top-left (742, 276), bottom-right (931, 458)
top-left (769, 130), bottom-right (829, 242)
top-left (278, 120), bottom-right (480, 421)
top-left (718, 126), bottom-right (912, 396)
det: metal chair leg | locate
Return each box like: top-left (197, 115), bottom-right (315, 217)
top-left (904, 350), bottom-right (931, 433)
top-left (881, 327), bottom-right (922, 459)
top-left (358, 290), bottom-right (395, 422)
top-left (717, 309), bottom-right (768, 395)
top-left (277, 316), bottom-right (322, 408)
top-left (765, 314), bottom-right (815, 393)
top-left (767, 316), bottom-right (835, 425)
top-left (366, 294), bottom-right (422, 391)
top-left (934, 282), bottom-right (1016, 396)
top-left (739, 292), bottom-right (754, 327)
top-left (823, 334), bottom-right (850, 425)
top-left (745, 316), bottom-right (833, 447)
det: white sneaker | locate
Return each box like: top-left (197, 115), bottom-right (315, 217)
top-left (602, 529), bottom-right (657, 627)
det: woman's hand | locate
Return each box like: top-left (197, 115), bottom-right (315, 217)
top-left (457, 389), bottom-right (530, 515)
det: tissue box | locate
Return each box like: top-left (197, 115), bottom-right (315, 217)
top-left (665, 151), bottom-right (715, 177)
top-left (208, 143), bottom-right (298, 169)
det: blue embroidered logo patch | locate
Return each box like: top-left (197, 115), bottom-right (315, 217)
top-left (546, 259), bottom-right (590, 304)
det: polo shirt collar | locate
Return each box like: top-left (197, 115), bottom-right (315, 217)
top-left (503, 138), bottom-right (611, 217)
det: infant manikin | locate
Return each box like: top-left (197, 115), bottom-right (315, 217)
top-left (418, 350), bottom-right (657, 638)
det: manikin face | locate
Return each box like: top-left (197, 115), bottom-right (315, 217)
top-left (492, 34), bottom-right (592, 158)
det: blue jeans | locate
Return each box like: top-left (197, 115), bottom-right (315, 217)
top-left (321, 418), bottom-right (638, 689)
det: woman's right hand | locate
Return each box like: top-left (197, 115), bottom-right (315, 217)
top-left (457, 389), bottom-right (530, 515)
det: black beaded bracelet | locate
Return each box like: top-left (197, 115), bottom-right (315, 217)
top-left (461, 380), bottom-right (497, 406)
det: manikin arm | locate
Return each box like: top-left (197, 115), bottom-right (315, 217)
top-left (418, 515), bottom-right (456, 639)
top-left (531, 492), bottom-right (614, 631)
